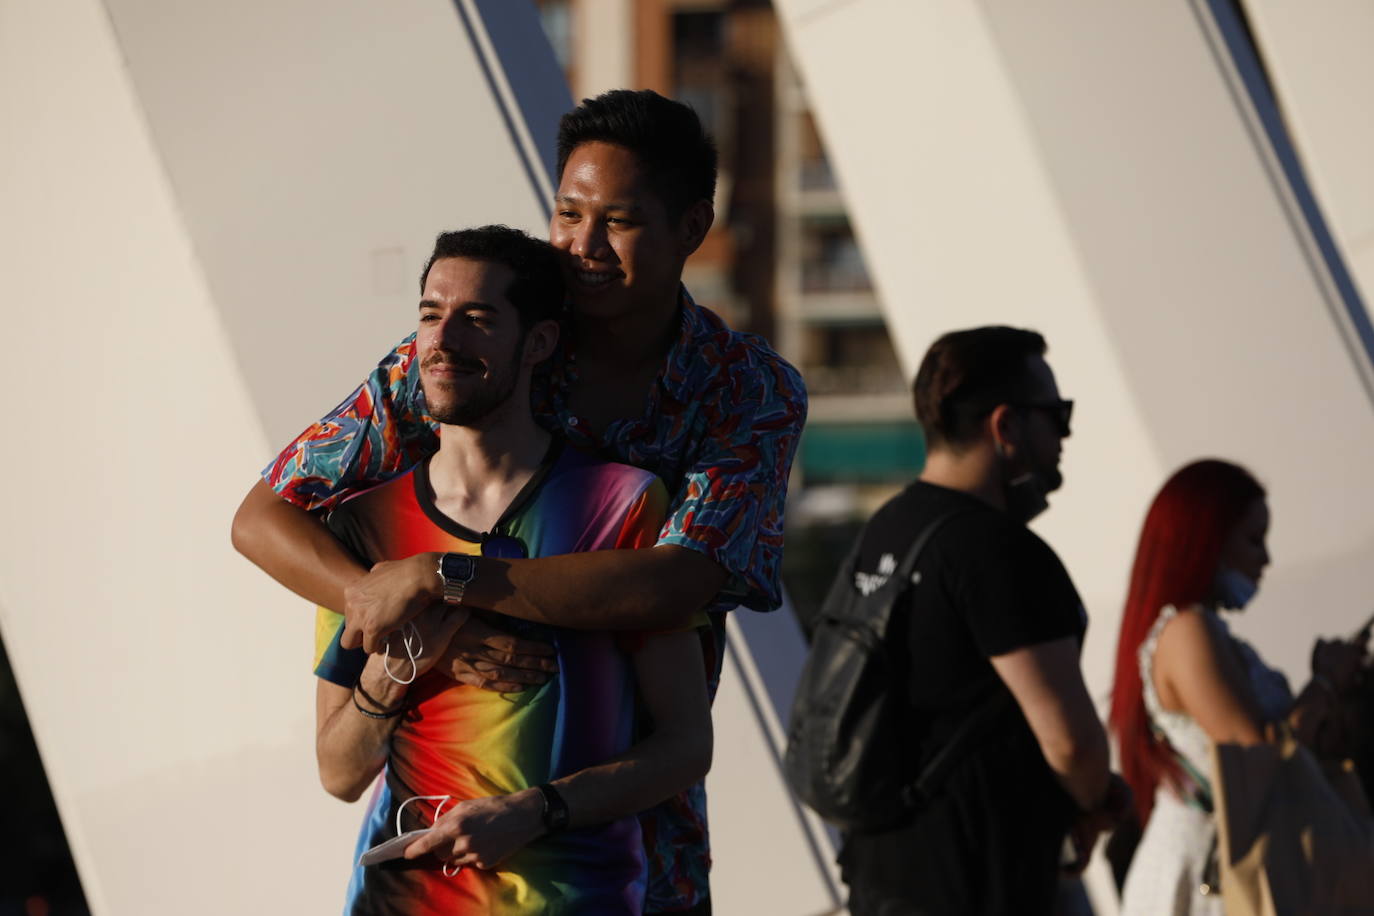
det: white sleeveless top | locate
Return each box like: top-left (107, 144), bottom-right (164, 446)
top-left (1121, 605), bottom-right (1293, 916)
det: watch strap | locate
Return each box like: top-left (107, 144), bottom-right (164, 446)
top-left (437, 553), bottom-right (476, 606)
top-left (442, 578), bottom-right (468, 606)
top-left (534, 783), bottom-right (570, 834)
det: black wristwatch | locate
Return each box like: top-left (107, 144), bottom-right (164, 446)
top-left (534, 783), bottom-right (570, 834)
top-left (437, 553), bottom-right (477, 606)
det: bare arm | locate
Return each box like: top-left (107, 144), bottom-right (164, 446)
top-left (1283, 636), bottom-right (1367, 750)
top-left (233, 480), bottom-right (558, 687)
top-left (236, 478), bottom-right (726, 650)
top-left (404, 627), bottom-right (713, 869)
top-left (1153, 608), bottom-right (1266, 746)
top-left (990, 636), bottom-right (1110, 811)
top-left (551, 627), bottom-right (713, 824)
top-left (344, 547), bottom-right (727, 652)
top-left (315, 607), bottom-right (469, 801)
top-left (232, 479), bottom-right (367, 612)
top-left (315, 657), bottom-right (409, 803)
top-left (469, 548), bottom-right (726, 634)
top-left (1158, 610), bottom-right (1372, 754)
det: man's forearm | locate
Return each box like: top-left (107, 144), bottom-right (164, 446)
top-left (1043, 730), bottom-right (1111, 813)
top-left (316, 660), bottom-right (409, 802)
top-left (552, 726), bottom-right (711, 830)
top-left (232, 479), bottom-right (368, 611)
top-left (550, 630), bottom-right (713, 825)
top-left (466, 546), bottom-right (727, 631)
top-left (343, 543), bottom-right (728, 651)
top-left (990, 639), bottom-right (1110, 812)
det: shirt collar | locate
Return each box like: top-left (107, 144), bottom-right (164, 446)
top-left (550, 285), bottom-right (711, 406)
top-left (660, 285), bottom-right (714, 401)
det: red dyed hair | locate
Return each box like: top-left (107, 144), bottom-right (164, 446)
top-left (1108, 459), bottom-right (1265, 824)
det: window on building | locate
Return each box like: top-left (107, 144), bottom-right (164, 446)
top-left (800, 216), bottom-right (872, 293)
top-left (800, 322), bottom-right (906, 396)
top-left (798, 111), bottom-right (835, 191)
top-left (672, 11), bottom-right (730, 155)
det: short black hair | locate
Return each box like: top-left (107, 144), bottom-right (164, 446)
top-left (418, 225), bottom-right (564, 329)
top-left (556, 89), bottom-right (718, 219)
top-left (912, 326), bottom-right (1049, 451)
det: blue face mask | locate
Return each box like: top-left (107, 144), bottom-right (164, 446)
top-left (1214, 567), bottom-right (1258, 610)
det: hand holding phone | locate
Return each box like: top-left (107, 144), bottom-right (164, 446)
top-left (358, 828), bottom-right (433, 866)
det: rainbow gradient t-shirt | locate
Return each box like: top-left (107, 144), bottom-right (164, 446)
top-left (313, 439), bottom-right (670, 915)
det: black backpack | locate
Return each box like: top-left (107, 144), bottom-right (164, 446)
top-left (784, 509), bottom-right (1007, 831)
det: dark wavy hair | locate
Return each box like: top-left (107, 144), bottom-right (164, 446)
top-left (911, 326), bottom-right (1048, 450)
top-left (419, 225), bottom-right (564, 330)
top-left (556, 89), bottom-right (718, 218)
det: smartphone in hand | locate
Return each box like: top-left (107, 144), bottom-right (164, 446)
top-left (358, 828), bottom-right (432, 866)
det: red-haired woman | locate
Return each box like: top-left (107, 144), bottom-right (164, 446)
top-left (1110, 459), bottom-right (1366, 915)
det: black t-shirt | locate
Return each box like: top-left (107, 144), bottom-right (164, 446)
top-left (841, 480), bottom-right (1087, 916)
top-left (858, 480), bottom-right (1085, 730)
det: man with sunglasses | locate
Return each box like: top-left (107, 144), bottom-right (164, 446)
top-left (835, 326), bottom-right (1125, 915)
top-left (312, 225), bottom-right (711, 914)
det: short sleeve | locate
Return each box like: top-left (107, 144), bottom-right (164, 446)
top-left (953, 521), bottom-right (1085, 658)
top-left (313, 606), bottom-right (366, 687)
top-left (311, 496), bottom-right (377, 685)
top-left (613, 478), bottom-right (671, 550)
top-left (613, 479), bottom-right (711, 650)
top-left (656, 358), bottom-right (807, 613)
top-left (261, 334), bottom-right (438, 513)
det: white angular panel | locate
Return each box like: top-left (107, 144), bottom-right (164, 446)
top-left (101, 0), bottom-right (570, 446)
top-left (0, 0), bottom-right (363, 911)
top-left (710, 612), bottom-right (844, 916)
top-left (1242, 0), bottom-right (1374, 305)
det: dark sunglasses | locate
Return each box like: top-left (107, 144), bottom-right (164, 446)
top-left (480, 532), bottom-right (528, 559)
top-left (1009, 398), bottom-right (1074, 438)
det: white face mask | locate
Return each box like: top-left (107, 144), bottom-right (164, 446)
top-left (1214, 567), bottom-right (1259, 610)
top-left (995, 441), bottom-right (1049, 524)
top-left (383, 622), bottom-right (424, 685)
top-left (1004, 471), bottom-right (1049, 524)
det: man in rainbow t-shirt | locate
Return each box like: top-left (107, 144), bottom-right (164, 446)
top-left (238, 90), bottom-right (807, 913)
top-left (312, 226), bottom-right (711, 915)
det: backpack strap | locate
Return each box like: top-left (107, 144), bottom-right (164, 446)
top-left (895, 508), bottom-right (961, 581)
top-left (905, 690), bottom-right (1014, 807)
top-left (889, 507), bottom-right (1016, 809)
top-left (851, 508), bottom-right (967, 636)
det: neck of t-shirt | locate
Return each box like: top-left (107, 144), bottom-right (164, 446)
top-left (918, 450), bottom-right (1007, 512)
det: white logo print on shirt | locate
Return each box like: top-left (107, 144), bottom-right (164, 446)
top-left (854, 552), bottom-right (898, 596)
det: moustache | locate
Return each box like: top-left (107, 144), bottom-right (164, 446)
top-left (422, 353), bottom-right (484, 373)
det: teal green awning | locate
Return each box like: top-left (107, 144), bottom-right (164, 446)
top-left (801, 421), bottom-right (925, 483)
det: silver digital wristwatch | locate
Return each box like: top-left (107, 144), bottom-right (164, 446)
top-left (437, 553), bottom-right (477, 606)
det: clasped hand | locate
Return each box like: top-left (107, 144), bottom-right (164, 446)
top-left (346, 554), bottom-right (557, 692)
top-left (1064, 773), bottom-right (1133, 875)
top-left (1312, 635), bottom-right (1368, 692)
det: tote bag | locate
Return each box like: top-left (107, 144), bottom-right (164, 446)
top-left (1212, 735), bottom-right (1374, 915)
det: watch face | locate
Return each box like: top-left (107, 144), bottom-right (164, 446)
top-left (439, 554), bottom-right (477, 582)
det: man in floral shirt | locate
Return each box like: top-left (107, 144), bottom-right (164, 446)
top-left (233, 90), bottom-right (807, 915)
